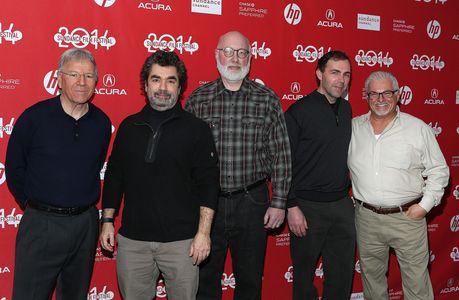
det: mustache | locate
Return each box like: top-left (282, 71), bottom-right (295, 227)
top-left (154, 90), bottom-right (171, 97)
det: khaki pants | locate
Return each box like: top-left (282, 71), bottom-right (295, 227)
top-left (355, 204), bottom-right (433, 300)
top-left (116, 235), bottom-right (198, 300)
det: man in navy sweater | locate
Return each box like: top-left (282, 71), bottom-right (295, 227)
top-left (5, 48), bottom-right (111, 300)
top-left (99, 51), bottom-right (219, 300)
top-left (285, 50), bottom-right (356, 300)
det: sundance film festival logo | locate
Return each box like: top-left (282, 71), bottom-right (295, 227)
top-left (43, 70), bottom-right (60, 95)
top-left (451, 215), bottom-right (459, 232)
top-left (355, 50), bottom-right (393, 67)
top-left (95, 74), bottom-right (127, 96)
top-left (251, 41), bottom-right (271, 59)
top-left (138, 0), bottom-right (172, 12)
top-left (87, 286), bottom-right (114, 299)
top-left (317, 9), bottom-right (343, 29)
top-left (0, 118), bottom-right (14, 139)
top-left (221, 273), bottom-right (236, 290)
top-left (0, 207), bottom-right (22, 229)
top-left (424, 88), bottom-right (444, 105)
top-left (191, 0), bottom-right (222, 15)
top-left (428, 121), bottom-right (442, 137)
top-left (284, 3), bottom-right (302, 25)
top-left (399, 86), bottom-right (413, 105)
top-left (94, 0), bottom-right (116, 7)
top-left (427, 20), bottom-right (441, 39)
top-left (410, 54), bottom-right (445, 71)
top-left (357, 13), bottom-right (380, 31)
top-left (144, 33), bottom-right (199, 55)
top-left (0, 22), bottom-right (23, 45)
top-left (293, 45), bottom-right (332, 63)
top-left (54, 27), bottom-right (116, 50)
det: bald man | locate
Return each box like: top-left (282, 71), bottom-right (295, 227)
top-left (185, 31), bottom-right (292, 300)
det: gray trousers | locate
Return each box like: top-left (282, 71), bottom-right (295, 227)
top-left (12, 206), bottom-right (99, 300)
top-left (116, 234), bottom-right (198, 300)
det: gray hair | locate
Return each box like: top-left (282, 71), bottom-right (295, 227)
top-left (57, 48), bottom-right (98, 78)
top-left (364, 71), bottom-right (399, 93)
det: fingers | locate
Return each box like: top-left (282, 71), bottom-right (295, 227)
top-left (190, 247), bottom-right (210, 265)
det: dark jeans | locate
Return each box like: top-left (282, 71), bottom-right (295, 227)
top-left (12, 205), bottom-right (99, 300)
top-left (289, 196), bottom-right (356, 300)
top-left (197, 183), bottom-right (269, 300)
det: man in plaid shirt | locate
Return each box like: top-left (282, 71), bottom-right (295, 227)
top-left (185, 31), bottom-right (292, 300)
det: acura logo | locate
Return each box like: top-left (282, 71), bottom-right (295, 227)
top-left (326, 9), bottom-right (335, 21)
top-left (291, 82), bottom-right (301, 93)
top-left (431, 88), bottom-right (439, 99)
top-left (103, 74), bottom-right (116, 87)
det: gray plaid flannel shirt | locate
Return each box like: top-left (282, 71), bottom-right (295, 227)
top-left (185, 77), bottom-right (292, 209)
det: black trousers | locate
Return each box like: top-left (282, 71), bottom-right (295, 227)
top-left (289, 196), bottom-right (356, 300)
top-left (12, 205), bottom-right (99, 300)
top-left (197, 183), bottom-right (269, 300)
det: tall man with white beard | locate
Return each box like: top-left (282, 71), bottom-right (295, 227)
top-left (185, 31), bottom-right (292, 300)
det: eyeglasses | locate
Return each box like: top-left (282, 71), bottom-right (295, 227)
top-left (367, 90), bottom-right (398, 100)
top-left (217, 47), bottom-right (250, 59)
top-left (59, 71), bottom-right (97, 81)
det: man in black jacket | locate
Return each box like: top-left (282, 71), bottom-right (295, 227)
top-left (99, 51), bottom-right (219, 300)
top-left (285, 51), bottom-right (356, 300)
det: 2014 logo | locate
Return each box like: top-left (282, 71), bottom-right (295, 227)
top-left (410, 54), bottom-right (445, 71)
top-left (251, 41), bottom-right (271, 60)
top-left (144, 33), bottom-right (199, 55)
top-left (0, 22), bottom-right (23, 44)
top-left (293, 45), bottom-right (332, 63)
top-left (54, 27), bottom-right (116, 50)
top-left (355, 50), bottom-right (393, 67)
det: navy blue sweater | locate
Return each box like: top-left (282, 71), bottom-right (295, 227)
top-left (5, 97), bottom-right (111, 207)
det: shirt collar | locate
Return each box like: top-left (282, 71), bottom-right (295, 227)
top-left (216, 76), bottom-right (250, 96)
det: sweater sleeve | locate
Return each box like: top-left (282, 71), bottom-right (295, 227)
top-left (5, 111), bottom-right (31, 207)
top-left (285, 106), bottom-right (301, 208)
top-left (190, 122), bottom-right (220, 210)
top-left (101, 121), bottom-right (127, 211)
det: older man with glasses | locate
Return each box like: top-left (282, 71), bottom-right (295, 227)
top-left (348, 71), bottom-right (449, 300)
top-left (5, 48), bottom-right (111, 300)
top-left (185, 31), bottom-right (292, 300)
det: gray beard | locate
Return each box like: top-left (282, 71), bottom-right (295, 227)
top-left (217, 59), bottom-right (250, 81)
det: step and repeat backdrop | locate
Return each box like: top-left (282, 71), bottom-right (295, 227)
top-left (1, 0), bottom-right (458, 299)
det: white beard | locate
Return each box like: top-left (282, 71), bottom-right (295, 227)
top-left (217, 59), bottom-right (250, 81)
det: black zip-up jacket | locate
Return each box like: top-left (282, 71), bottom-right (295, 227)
top-left (102, 104), bottom-right (219, 242)
top-left (285, 90), bottom-right (352, 207)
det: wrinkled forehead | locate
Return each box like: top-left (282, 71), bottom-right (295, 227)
top-left (369, 78), bottom-right (394, 91)
top-left (217, 33), bottom-right (250, 50)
